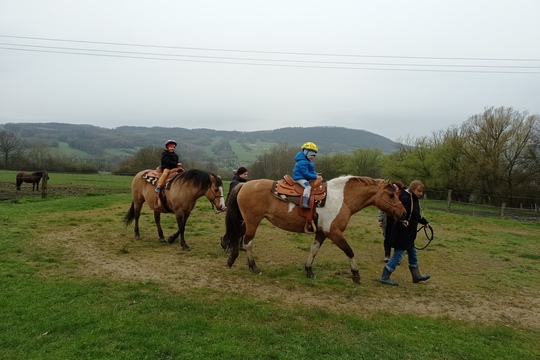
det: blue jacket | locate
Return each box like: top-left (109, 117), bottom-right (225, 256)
top-left (293, 151), bottom-right (318, 181)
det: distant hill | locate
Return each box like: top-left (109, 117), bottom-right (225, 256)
top-left (1, 122), bottom-right (399, 168)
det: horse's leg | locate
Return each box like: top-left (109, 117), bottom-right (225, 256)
top-left (305, 232), bottom-right (327, 279)
top-left (328, 231), bottom-right (360, 283)
top-left (243, 223), bottom-right (262, 274)
top-left (132, 202), bottom-right (142, 239)
top-left (154, 211), bottom-right (166, 242)
top-left (168, 212), bottom-right (191, 251)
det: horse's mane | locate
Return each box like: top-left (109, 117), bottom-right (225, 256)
top-left (328, 175), bottom-right (381, 187)
top-left (171, 169), bottom-right (223, 188)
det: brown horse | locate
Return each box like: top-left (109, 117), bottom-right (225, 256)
top-left (16, 171), bottom-right (49, 191)
top-left (222, 176), bottom-right (407, 283)
top-left (125, 169), bottom-right (226, 250)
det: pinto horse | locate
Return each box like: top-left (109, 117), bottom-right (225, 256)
top-left (124, 169), bottom-right (226, 250)
top-left (16, 171), bottom-right (49, 191)
top-left (222, 176), bottom-right (407, 283)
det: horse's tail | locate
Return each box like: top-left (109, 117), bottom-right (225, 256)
top-left (124, 201), bottom-right (136, 226)
top-left (223, 183), bottom-right (245, 251)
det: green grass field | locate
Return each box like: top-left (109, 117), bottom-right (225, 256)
top-left (1, 170), bottom-right (539, 359)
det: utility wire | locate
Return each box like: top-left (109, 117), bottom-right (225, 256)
top-left (2, 43), bottom-right (539, 70)
top-left (3, 46), bottom-right (539, 74)
top-left (1, 34), bottom-right (539, 62)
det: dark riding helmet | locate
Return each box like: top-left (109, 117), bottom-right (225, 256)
top-left (165, 139), bottom-right (177, 149)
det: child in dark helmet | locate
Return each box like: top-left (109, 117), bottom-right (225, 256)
top-left (155, 140), bottom-right (182, 193)
top-left (293, 142), bottom-right (322, 209)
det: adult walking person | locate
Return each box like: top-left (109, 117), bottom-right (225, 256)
top-left (380, 180), bottom-right (431, 286)
top-left (226, 166), bottom-right (248, 206)
top-left (378, 181), bottom-right (404, 262)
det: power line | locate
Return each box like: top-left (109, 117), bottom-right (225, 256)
top-left (2, 42), bottom-right (539, 70)
top-left (2, 34), bottom-right (539, 62)
top-left (3, 46), bottom-right (539, 74)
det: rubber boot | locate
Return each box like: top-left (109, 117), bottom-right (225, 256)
top-left (409, 266), bottom-right (430, 283)
top-left (301, 196), bottom-right (310, 209)
top-left (380, 266), bottom-right (398, 286)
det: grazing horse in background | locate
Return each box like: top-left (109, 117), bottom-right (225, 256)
top-left (16, 171), bottom-right (49, 191)
top-left (125, 169), bottom-right (226, 251)
top-left (222, 176), bottom-right (407, 283)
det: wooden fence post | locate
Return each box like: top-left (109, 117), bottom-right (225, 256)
top-left (447, 189), bottom-right (452, 212)
top-left (500, 202), bottom-right (506, 218)
top-left (41, 171), bottom-right (48, 198)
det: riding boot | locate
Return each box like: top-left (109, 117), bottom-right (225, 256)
top-left (301, 195), bottom-right (310, 209)
top-left (380, 266), bottom-right (398, 286)
top-left (409, 266), bottom-right (430, 283)
top-left (155, 185), bottom-right (162, 193)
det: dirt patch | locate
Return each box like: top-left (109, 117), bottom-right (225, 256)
top-left (36, 219), bottom-right (540, 330)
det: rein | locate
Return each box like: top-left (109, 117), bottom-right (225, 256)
top-left (415, 225), bottom-right (434, 250)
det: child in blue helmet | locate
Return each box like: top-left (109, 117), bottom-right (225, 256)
top-left (293, 142), bottom-right (322, 209)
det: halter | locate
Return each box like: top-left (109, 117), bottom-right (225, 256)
top-left (378, 183), bottom-right (403, 208)
top-left (208, 187), bottom-right (225, 213)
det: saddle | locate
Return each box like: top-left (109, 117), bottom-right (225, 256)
top-left (272, 175), bottom-right (327, 234)
top-left (143, 166), bottom-right (184, 211)
top-left (142, 165), bottom-right (184, 189)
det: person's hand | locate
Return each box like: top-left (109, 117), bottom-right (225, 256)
top-left (401, 220), bottom-right (409, 227)
top-left (378, 221), bottom-right (383, 228)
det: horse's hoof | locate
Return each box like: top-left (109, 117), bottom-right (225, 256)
top-left (134, 235), bottom-right (141, 240)
top-left (249, 265), bottom-right (261, 274)
top-left (167, 237), bottom-right (176, 244)
top-left (182, 246), bottom-right (191, 252)
top-left (306, 269), bottom-right (315, 279)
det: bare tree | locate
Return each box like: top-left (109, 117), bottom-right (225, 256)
top-left (0, 130), bottom-right (25, 169)
top-left (458, 106), bottom-right (539, 203)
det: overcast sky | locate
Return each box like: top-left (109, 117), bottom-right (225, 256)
top-left (1, 1), bottom-right (539, 141)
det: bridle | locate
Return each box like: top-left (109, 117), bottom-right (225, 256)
top-left (208, 185), bottom-right (225, 213)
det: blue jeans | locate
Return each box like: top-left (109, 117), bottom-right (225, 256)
top-left (385, 247), bottom-right (418, 272)
top-left (295, 179), bottom-right (311, 198)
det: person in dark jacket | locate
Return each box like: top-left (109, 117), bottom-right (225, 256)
top-left (380, 180), bottom-right (431, 286)
top-left (155, 139), bottom-right (182, 193)
top-left (226, 166), bottom-right (248, 205)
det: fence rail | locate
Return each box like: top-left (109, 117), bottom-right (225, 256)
top-left (423, 190), bottom-right (540, 223)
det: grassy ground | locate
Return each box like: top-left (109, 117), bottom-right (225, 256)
top-left (1, 170), bottom-right (539, 359)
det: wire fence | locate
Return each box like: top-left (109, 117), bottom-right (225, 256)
top-left (422, 189), bottom-right (540, 223)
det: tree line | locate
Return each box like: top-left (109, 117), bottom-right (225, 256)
top-left (2, 106), bottom-right (538, 207)
top-left (248, 106), bottom-right (540, 208)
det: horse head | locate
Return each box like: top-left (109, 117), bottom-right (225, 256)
top-left (376, 180), bottom-right (407, 220)
top-left (206, 173), bottom-right (226, 212)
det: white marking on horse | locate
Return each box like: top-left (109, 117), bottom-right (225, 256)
top-left (218, 186), bottom-right (226, 209)
top-left (316, 176), bottom-right (351, 233)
